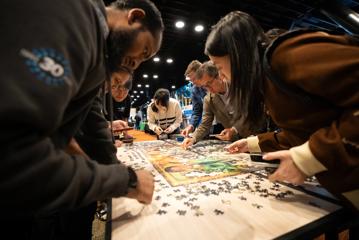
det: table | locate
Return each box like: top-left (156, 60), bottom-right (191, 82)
top-left (109, 140), bottom-right (358, 240)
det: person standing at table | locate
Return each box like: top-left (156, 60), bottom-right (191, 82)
top-left (181, 60), bottom-right (207, 137)
top-left (0, 0), bottom-right (164, 238)
top-left (205, 11), bottom-right (359, 210)
top-left (147, 88), bottom-right (182, 137)
top-left (182, 61), bottom-right (266, 149)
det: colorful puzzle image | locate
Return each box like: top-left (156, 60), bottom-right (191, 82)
top-left (145, 140), bottom-right (254, 186)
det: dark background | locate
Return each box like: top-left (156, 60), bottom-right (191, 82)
top-left (104, 0), bottom-right (359, 107)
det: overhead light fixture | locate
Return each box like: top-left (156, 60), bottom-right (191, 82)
top-left (185, 76), bottom-right (190, 80)
top-left (194, 24), bottom-right (204, 32)
top-left (171, 85), bottom-right (176, 89)
top-left (166, 58), bottom-right (173, 64)
top-left (145, 84), bottom-right (150, 88)
top-left (153, 57), bottom-right (160, 62)
top-left (143, 74), bottom-right (148, 78)
top-left (153, 74), bottom-right (158, 79)
top-left (133, 90), bottom-right (138, 93)
top-left (349, 13), bottom-right (359, 23)
top-left (137, 84), bottom-right (142, 88)
top-left (175, 21), bottom-right (185, 29)
top-left (131, 95), bottom-right (134, 98)
top-left (140, 91), bottom-right (144, 94)
top-left (137, 95), bottom-right (140, 98)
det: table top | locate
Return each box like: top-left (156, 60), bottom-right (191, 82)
top-left (110, 140), bottom-right (344, 240)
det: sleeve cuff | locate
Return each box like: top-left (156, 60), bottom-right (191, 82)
top-left (247, 136), bottom-right (261, 153)
top-left (289, 141), bottom-right (327, 177)
top-left (231, 126), bottom-right (238, 134)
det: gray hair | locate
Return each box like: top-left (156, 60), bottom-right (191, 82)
top-left (195, 61), bottom-right (219, 80)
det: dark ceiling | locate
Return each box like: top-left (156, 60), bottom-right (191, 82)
top-left (104, 0), bottom-right (359, 107)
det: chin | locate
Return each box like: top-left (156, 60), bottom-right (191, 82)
top-left (114, 97), bottom-right (124, 102)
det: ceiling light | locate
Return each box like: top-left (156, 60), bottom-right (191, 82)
top-left (175, 21), bottom-right (185, 29)
top-left (131, 95), bottom-right (134, 97)
top-left (137, 84), bottom-right (142, 88)
top-left (145, 84), bottom-right (149, 88)
top-left (140, 91), bottom-right (144, 94)
top-left (137, 95), bottom-right (140, 98)
top-left (166, 58), bottom-right (173, 64)
top-left (349, 13), bottom-right (359, 23)
top-left (171, 85), bottom-right (176, 89)
top-left (143, 74), bottom-right (148, 78)
top-left (153, 74), bottom-right (158, 79)
top-left (185, 76), bottom-right (190, 80)
top-left (194, 25), bottom-right (204, 32)
top-left (133, 90), bottom-right (137, 93)
top-left (153, 57), bottom-right (160, 62)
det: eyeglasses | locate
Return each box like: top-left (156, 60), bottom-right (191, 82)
top-left (201, 77), bottom-right (216, 89)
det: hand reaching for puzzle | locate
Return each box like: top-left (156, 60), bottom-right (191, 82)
top-left (225, 139), bottom-right (249, 153)
top-left (164, 126), bottom-right (174, 134)
top-left (126, 170), bottom-right (154, 205)
top-left (215, 128), bottom-right (235, 141)
top-left (154, 126), bottom-right (163, 135)
top-left (263, 150), bottom-right (307, 185)
top-left (181, 138), bottom-right (195, 149)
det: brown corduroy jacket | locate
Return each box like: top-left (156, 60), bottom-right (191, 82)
top-left (252, 31), bottom-right (359, 210)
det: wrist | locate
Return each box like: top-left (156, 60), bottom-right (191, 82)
top-left (127, 167), bottom-right (138, 190)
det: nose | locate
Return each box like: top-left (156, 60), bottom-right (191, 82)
top-left (122, 57), bottom-right (140, 70)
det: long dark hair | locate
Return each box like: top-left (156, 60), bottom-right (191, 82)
top-left (205, 11), bottom-right (268, 124)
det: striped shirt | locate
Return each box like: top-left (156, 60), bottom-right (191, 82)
top-left (147, 98), bottom-right (183, 132)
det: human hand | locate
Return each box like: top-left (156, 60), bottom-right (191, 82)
top-left (114, 140), bottom-right (123, 148)
top-left (224, 139), bottom-right (249, 153)
top-left (216, 128), bottom-right (235, 141)
top-left (181, 125), bottom-right (194, 137)
top-left (154, 126), bottom-right (163, 135)
top-left (181, 138), bottom-right (195, 149)
top-left (164, 126), bottom-right (174, 134)
top-left (112, 120), bottom-right (128, 131)
top-left (126, 170), bottom-right (154, 204)
top-left (263, 150), bottom-right (307, 185)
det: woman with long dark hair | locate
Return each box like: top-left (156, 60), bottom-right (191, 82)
top-left (205, 11), bottom-right (359, 210)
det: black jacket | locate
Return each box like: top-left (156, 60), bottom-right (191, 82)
top-left (0, 0), bottom-right (129, 218)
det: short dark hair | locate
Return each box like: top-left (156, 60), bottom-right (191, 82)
top-left (195, 61), bottom-right (219, 80)
top-left (151, 88), bottom-right (170, 112)
top-left (111, 0), bottom-right (164, 37)
top-left (184, 60), bottom-right (202, 77)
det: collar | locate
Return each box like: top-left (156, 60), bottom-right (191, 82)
top-left (89, 0), bottom-right (109, 39)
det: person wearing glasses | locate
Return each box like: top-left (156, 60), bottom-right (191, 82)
top-left (181, 61), bottom-right (266, 149)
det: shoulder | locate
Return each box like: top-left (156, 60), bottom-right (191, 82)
top-left (169, 98), bottom-right (180, 105)
top-left (271, 30), bottom-right (353, 66)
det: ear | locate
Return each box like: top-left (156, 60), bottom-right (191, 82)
top-left (127, 8), bottom-right (146, 25)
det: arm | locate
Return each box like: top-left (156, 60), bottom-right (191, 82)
top-left (267, 32), bottom-right (359, 208)
top-left (189, 87), bottom-right (204, 129)
top-left (146, 104), bottom-right (158, 132)
top-left (75, 95), bottom-right (118, 165)
top-left (192, 95), bottom-right (215, 142)
top-left (0, 1), bottom-right (130, 217)
top-left (168, 100), bottom-right (183, 131)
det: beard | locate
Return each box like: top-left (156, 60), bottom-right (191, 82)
top-left (107, 28), bottom-right (140, 73)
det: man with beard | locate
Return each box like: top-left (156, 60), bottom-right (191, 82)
top-left (0, 0), bottom-right (163, 238)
